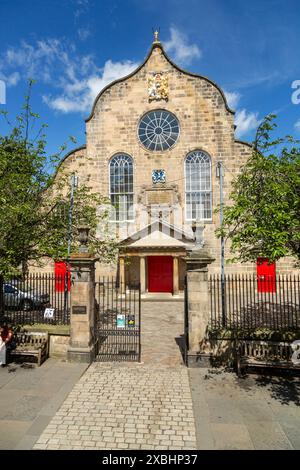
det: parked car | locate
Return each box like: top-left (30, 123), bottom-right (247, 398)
top-left (3, 283), bottom-right (50, 311)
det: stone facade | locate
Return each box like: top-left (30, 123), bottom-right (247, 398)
top-left (39, 37), bottom-right (298, 287)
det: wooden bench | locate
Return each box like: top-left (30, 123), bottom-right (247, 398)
top-left (235, 340), bottom-right (300, 377)
top-left (9, 332), bottom-right (49, 366)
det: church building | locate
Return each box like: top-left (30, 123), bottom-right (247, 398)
top-left (54, 33), bottom-right (296, 297)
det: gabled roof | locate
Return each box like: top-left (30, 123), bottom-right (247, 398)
top-left (120, 219), bottom-right (195, 248)
top-left (85, 40), bottom-right (235, 123)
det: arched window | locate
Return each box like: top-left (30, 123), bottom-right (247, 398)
top-left (109, 154), bottom-right (134, 221)
top-left (185, 151), bottom-right (212, 221)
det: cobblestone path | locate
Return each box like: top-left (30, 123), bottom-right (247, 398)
top-left (34, 363), bottom-right (196, 450)
top-left (141, 301), bottom-right (184, 366)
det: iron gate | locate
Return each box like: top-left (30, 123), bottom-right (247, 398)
top-left (94, 279), bottom-right (141, 362)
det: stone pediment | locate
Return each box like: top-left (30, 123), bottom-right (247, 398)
top-left (120, 220), bottom-right (194, 248)
top-left (130, 230), bottom-right (186, 248)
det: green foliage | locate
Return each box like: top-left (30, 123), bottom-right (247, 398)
top-left (0, 81), bottom-right (118, 276)
top-left (217, 114), bottom-right (300, 263)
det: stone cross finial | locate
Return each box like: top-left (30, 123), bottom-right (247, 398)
top-left (153, 30), bottom-right (160, 43)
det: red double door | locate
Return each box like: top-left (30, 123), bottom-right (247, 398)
top-left (148, 256), bottom-right (173, 293)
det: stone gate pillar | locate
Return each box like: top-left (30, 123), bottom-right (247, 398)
top-left (185, 248), bottom-right (215, 366)
top-left (67, 252), bottom-right (96, 363)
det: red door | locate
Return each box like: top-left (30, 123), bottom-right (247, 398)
top-left (54, 261), bottom-right (71, 292)
top-left (148, 256), bottom-right (173, 293)
top-left (257, 258), bottom-right (276, 293)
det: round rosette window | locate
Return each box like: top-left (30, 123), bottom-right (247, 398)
top-left (138, 110), bottom-right (180, 151)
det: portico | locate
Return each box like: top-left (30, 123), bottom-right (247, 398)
top-left (118, 220), bottom-right (194, 298)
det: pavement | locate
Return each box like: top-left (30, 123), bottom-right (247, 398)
top-left (190, 368), bottom-right (300, 450)
top-left (33, 363), bottom-right (300, 451)
top-left (0, 300), bottom-right (299, 450)
top-left (0, 359), bottom-right (87, 450)
top-left (4, 300), bottom-right (194, 451)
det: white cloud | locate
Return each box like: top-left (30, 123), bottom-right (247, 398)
top-left (224, 90), bottom-right (260, 138)
top-left (74, 0), bottom-right (90, 19)
top-left (163, 27), bottom-right (201, 66)
top-left (6, 71), bottom-right (20, 86)
top-left (0, 71), bottom-right (20, 87)
top-left (294, 119), bottom-right (300, 133)
top-left (235, 109), bottom-right (260, 138)
top-left (2, 39), bottom-right (78, 83)
top-left (43, 59), bottom-right (138, 114)
top-left (78, 27), bottom-right (91, 41)
top-left (0, 38), bottom-right (138, 114)
top-left (224, 90), bottom-right (241, 109)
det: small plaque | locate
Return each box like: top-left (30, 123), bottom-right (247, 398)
top-left (72, 306), bottom-right (87, 315)
top-left (127, 315), bottom-right (135, 327)
top-left (116, 314), bottom-right (125, 329)
top-left (147, 189), bottom-right (173, 205)
top-left (44, 308), bottom-right (55, 319)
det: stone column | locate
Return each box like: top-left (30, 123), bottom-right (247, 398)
top-left (185, 249), bottom-right (215, 366)
top-left (173, 256), bottom-right (179, 295)
top-left (140, 256), bottom-right (146, 294)
top-left (67, 253), bottom-right (96, 363)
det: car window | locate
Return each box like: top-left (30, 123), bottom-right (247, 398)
top-left (4, 285), bottom-right (17, 294)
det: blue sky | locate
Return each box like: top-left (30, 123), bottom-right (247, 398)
top-left (0, 0), bottom-right (300, 156)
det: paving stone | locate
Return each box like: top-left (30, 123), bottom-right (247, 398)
top-left (189, 367), bottom-right (300, 450)
top-left (210, 423), bottom-right (254, 450)
top-left (34, 443), bottom-right (46, 449)
top-left (34, 363), bottom-right (196, 450)
top-left (279, 420), bottom-right (300, 450)
top-left (247, 421), bottom-right (293, 450)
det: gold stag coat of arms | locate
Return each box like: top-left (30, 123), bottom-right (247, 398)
top-left (148, 72), bottom-right (168, 102)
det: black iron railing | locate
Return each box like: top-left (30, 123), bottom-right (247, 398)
top-left (0, 273), bottom-right (70, 325)
top-left (210, 274), bottom-right (300, 332)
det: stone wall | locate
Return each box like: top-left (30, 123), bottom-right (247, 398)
top-left (34, 42), bottom-right (299, 278)
top-left (49, 334), bottom-right (70, 358)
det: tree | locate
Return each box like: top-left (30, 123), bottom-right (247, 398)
top-left (217, 115), bottom-right (300, 264)
top-left (0, 81), bottom-right (117, 277)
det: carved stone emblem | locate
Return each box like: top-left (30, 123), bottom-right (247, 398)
top-left (152, 169), bottom-right (166, 184)
top-left (148, 72), bottom-right (168, 102)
